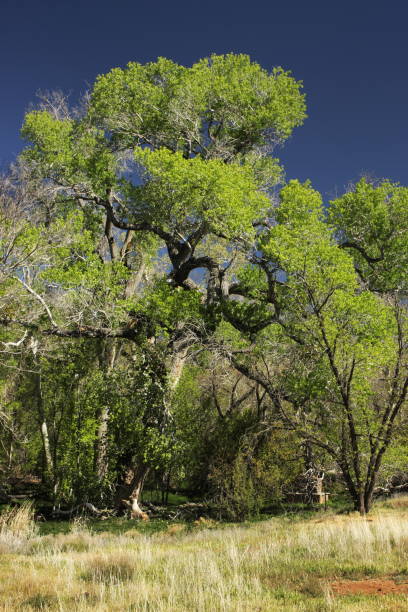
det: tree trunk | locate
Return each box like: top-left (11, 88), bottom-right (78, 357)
top-left (35, 371), bottom-right (54, 482)
top-left (95, 340), bottom-right (118, 482)
top-left (333, 459), bottom-right (378, 515)
top-left (40, 419), bottom-right (54, 478)
top-left (115, 463), bottom-right (150, 519)
top-left (364, 491), bottom-right (374, 514)
top-left (168, 348), bottom-right (187, 392)
top-left (303, 440), bottom-right (314, 471)
top-left (8, 440), bottom-right (13, 471)
top-left (95, 405), bottom-right (110, 482)
top-left (128, 465), bottom-right (149, 519)
top-left (357, 491), bottom-right (366, 515)
top-left (350, 487), bottom-right (373, 515)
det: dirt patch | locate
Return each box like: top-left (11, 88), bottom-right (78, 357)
top-left (332, 577), bottom-right (408, 596)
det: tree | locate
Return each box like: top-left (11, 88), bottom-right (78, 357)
top-left (0, 54), bottom-right (306, 510)
top-left (221, 179), bottom-right (408, 514)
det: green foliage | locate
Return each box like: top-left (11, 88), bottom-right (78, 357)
top-left (212, 452), bottom-right (260, 520)
top-left (209, 430), bottom-right (303, 521)
top-left (329, 178), bottom-right (408, 290)
top-left (264, 180), bottom-right (357, 298)
top-left (21, 112), bottom-right (117, 195)
top-left (133, 279), bottom-right (203, 334)
top-left (188, 54), bottom-right (306, 142)
top-left (133, 148), bottom-right (269, 239)
top-left (108, 350), bottom-right (175, 473)
top-left (89, 53), bottom-right (306, 155)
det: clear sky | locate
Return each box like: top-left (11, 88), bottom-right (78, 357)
top-left (2, 0), bottom-right (408, 201)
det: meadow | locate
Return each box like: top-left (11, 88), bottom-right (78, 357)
top-left (1, 500), bottom-right (408, 610)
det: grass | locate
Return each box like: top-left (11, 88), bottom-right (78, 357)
top-left (1, 500), bottom-right (408, 610)
top-left (38, 516), bottom-right (173, 537)
top-left (140, 489), bottom-right (191, 505)
top-left (0, 501), bottom-right (37, 554)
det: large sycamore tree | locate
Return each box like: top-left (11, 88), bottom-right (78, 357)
top-left (0, 54), bottom-right (306, 512)
top-left (1, 55), bottom-right (407, 516)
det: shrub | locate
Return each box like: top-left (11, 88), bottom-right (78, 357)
top-left (211, 452), bottom-right (261, 520)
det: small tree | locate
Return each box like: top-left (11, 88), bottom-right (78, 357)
top-left (223, 179), bottom-right (408, 514)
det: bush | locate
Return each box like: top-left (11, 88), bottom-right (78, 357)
top-left (211, 453), bottom-right (261, 520)
top-left (209, 430), bottom-right (303, 520)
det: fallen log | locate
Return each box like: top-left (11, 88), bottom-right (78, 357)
top-left (50, 503), bottom-right (114, 519)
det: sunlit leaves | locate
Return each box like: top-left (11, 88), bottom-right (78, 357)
top-left (89, 53), bottom-right (306, 156)
top-left (133, 279), bottom-right (203, 334)
top-left (21, 111), bottom-right (117, 195)
top-left (133, 148), bottom-right (269, 238)
top-left (264, 180), bottom-right (357, 304)
top-left (329, 178), bottom-right (408, 291)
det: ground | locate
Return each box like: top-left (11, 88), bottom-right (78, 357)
top-left (1, 497), bottom-right (408, 610)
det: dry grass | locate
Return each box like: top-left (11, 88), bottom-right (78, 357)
top-left (1, 501), bottom-right (408, 610)
top-left (0, 502), bottom-right (37, 554)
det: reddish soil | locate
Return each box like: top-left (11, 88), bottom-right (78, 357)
top-left (332, 577), bottom-right (408, 596)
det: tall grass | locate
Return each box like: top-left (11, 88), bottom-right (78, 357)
top-left (0, 501), bottom-right (37, 553)
top-left (1, 503), bottom-right (408, 610)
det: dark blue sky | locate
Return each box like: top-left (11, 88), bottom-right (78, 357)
top-left (2, 0), bottom-right (408, 201)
